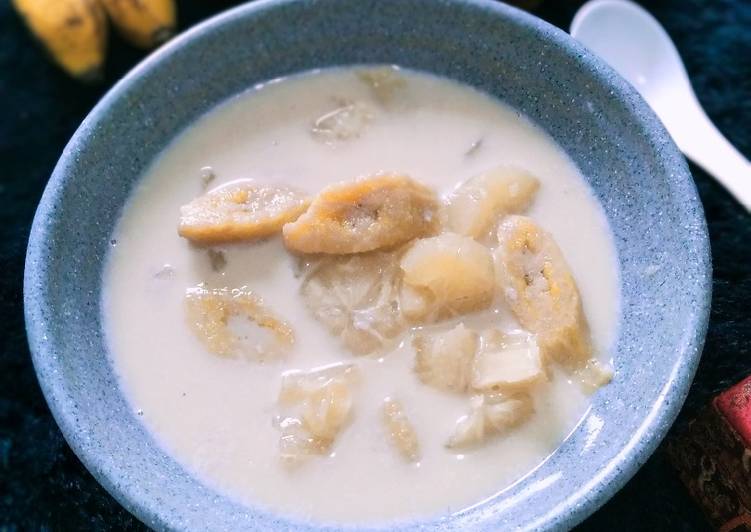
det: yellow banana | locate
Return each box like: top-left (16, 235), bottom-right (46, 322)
top-left (100, 0), bottom-right (176, 49)
top-left (12, 0), bottom-right (108, 80)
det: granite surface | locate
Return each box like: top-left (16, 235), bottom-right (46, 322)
top-left (1, 0), bottom-right (748, 530)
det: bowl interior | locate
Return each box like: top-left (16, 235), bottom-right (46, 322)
top-left (24, 0), bottom-right (709, 530)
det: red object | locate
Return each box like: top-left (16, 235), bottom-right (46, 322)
top-left (668, 375), bottom-right (751, 531)
top-left (716, 377), bottom-right (751, 448)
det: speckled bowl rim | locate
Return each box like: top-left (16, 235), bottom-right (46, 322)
top-left (24, 0), bottom-right (711, 530)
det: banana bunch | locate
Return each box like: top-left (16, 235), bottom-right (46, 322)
top-left (12, 0), bottom-right (176, 81)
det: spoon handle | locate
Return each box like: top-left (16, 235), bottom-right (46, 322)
top-left (673, 98), bottom-right (751, 211)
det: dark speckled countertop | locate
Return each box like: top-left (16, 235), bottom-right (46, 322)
top-left (1, 1), bottom-right (749, 530)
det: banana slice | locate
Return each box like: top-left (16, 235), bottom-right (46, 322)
top-left (495, 216), bottom-right (593, 367)
top-left (447, 166), bottom-right (539, 239)
top-left (299, 251), bottom-right (407, 354)
top-left (357, 66), bottom-right (407, 107)
top-left (179, 181), bottom-right (310, 245)
top-left (446, 393), bottom-right (533, 449)
top-left (471, 329), bottom-right (544, 393)
top-left (100, 0), bottom-right (175, 49)
top-left (413, 324), bottom-right (477, 393)
top-left (400, 232), bottom-right (495, 316)
top-left (283, 173), bottom-right (440, 255)
top-left (13, 0), bottom-right (108, 81)
top-left (184, 285), bottom-right (293, 360)
top-left (311, 99), bottom-right (374, 142)
top-left (382, 398), bottom-right (420, 462)
top-left (277, 364), bottom-right (359, 465)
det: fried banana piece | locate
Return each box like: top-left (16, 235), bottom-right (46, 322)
top-left (446, 393), bottom-right (533, 449)
top-left (413, 323), bottom-right (477, 393)
top-left (179, 180), bottom-right (310, 245)
top-left (382, 398), bottom-right (420, 462)
top-left (185, 285), bottom-right (294, 360)
top-left (283, 173), bottom-right (440, 255)
top-left (447, 166), bottom-right (539, 239)
top-left (400, 232), bottom-right (495, 316)
top-left (494, 215), bottom-right (593, 367)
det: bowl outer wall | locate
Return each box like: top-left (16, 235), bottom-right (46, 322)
top-left (23, 0), bottom-right (711, 530)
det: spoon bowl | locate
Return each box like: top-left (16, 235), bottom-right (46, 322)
top-left (571, 0), bottom-right (751, 210)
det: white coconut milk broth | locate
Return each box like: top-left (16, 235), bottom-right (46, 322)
top-left (102, 67), bottom-right (620, 524)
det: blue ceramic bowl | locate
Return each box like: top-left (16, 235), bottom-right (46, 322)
top-left (24, 0), bottom-right (711, 530)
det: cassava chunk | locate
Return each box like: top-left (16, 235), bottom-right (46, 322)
top-left (299, 251), bottom-right (407, 354)
top-left (447, 399), bottom-right (484, 449)
top-left (413, 323), bottom-right (477, 392)
top-left (471, 329), bottom-right (544, 392)
top-left (398, 283), bottom-right (436, 323)
top-left (382, 398), bottom-right (420, 462)
top-left (178, 180), bottom-right (310, 245)
top-left (277, 364), bottom-right (359, 466)
top-left (574, 359), bottom-right (614, 394)
top-left (446, 393), bottom-right (533, 449)
top-left (447, 167), bottom-right (540, 239)
top-left (484, 394), bottom-right (534, 432)
top-left (300, 379), bottom-right (353, 440)
top-left (311, 99), bottom-right (374, 142)
top-left (279, 363), bottom-right (359, 405)
top-left (495, 216), bottom-right (593, 367)
top-left (283, 173), bottom-right (440, 255)
top-left (184, 285), bottom-right (293, 360)
top-left (277, 417), bottom-right (332, 467)
top-left (357, 66), bottom-right (407, 106)
top-left (400, 232), bottom-right (495, 317)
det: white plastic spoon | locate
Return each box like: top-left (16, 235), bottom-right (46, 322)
top-left (570, 0), bottom-right (751, 210)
